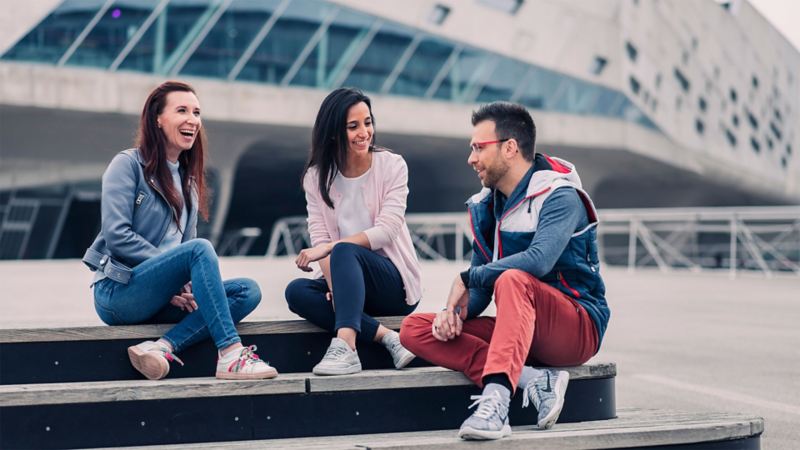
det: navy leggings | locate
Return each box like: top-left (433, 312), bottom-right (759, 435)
top-left (285, 243), bottom-right (416, 342)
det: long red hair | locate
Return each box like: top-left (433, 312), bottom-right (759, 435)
top-left (135, 81), bottom-right (210, 223)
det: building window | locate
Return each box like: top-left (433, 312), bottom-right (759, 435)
top-left (477, 0), bottom-right (524, 14)
top-left (766, 136), bottom-right (774, 150)
top-left (625, 41), bottom-right (638, 62)
top-left (695, 118), bottom-right (705, 135)
top-left (590, 56), bottom-right (608, 75)
top-left (732, 114), bottom-right (739, 128)
top-left (674, 68), bottom-right (690, 92)
top-left (750, 137), bottom-right (760, 153)
top-left (698, 96), bottom-right (707, 112)
top-left (781, 156), bottom-right (788, 169)
top-left (729, 88), bottom-right (737, 103)
top-left (429, 4), bottom-right (450, 24)
top-left (774, 108), bottom-right (783, 123)
top-left (770, 121), bottom-right (783, 140)
top-left (745, 109), bottom-right (758, 129)
top-left (751, 75), bottom-right (759, 88)
top-left (629, 75), bottom-right (641, 95)
top-left (787, 144), bottom-right (793, 155)
top-left (725, 128), bottom-right (737, 147)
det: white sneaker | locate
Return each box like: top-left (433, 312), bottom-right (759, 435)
top-left (127, 340), bottom-right (184, 380)
top-left (313, 337), bottom-right (362, 376)
top-left (381, 331), bottom-right (415, 369)
top-left (216, 345), bottom-right (278, 380)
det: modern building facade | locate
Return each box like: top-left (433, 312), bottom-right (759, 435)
top-left (0, 0), bottom-right (797, 258)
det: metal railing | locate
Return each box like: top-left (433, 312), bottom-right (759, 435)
top-left (265, 206), bottom-right (800, 277)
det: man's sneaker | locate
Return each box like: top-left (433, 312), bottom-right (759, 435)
top-left (216, 345), bottom-right (278, 380)
top-left (522, 369), bottom-right (570, 429)
top-left (457, 390), bottom-right (512, 440)
top-left (381, 331), bottom-right (415, 369)
top-left (128, 340), bottom-right (184, 380)
top-left (312, 337), bottom-right (362, 376)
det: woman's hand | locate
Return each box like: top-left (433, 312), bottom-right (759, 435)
top-left (295, 243), bottom-right (333, 272)
top-left (170, 282), bottom-right (198, 312)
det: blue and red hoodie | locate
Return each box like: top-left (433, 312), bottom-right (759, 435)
top-left (464, 153), bottom-right (610, 348)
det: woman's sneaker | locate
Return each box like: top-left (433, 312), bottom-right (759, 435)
top-left (381, 330), bottom-right (415, 369)
top-left (216, 345), bottom-right (278, 380)
top-left (313, 337), bottom-right (362, 375)
top-left (127, 340), bottom-right (184, 380)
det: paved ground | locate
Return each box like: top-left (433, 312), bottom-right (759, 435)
top-left (1, 258), bottom-right (798, 447)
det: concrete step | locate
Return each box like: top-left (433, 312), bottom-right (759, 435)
top-left (98, 408), bottom-right (763, 450)
top-left (0, 365), bottom-right (615, 449)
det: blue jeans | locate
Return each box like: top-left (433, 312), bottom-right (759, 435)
top-left (93, 239), bottom-right (261, 352)
top-left (284, 243), bottom-right (416, 342)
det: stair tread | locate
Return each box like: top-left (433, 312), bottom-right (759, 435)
top-left (98, 408), bottom-right (764, 450)
top-left (0, 364), bottom-right (615, 407)
top-left (0, 318), bottom-right (405, 343)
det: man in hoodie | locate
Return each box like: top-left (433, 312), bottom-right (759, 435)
top-left (400, 102), bottom-right (610, 440)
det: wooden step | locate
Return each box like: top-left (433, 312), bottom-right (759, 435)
top-left (95, 408), bottom-right (763, 450)
top-left (0, 318), bottom-right (419, 384)
top-left (0, 365), bottom-right (615, 449)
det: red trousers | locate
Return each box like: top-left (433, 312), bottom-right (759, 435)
top-left (400, 269), bottom-right (598, 391)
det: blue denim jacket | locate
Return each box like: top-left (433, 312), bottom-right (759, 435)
top-left (82, 149), bottom-right (197, 283)
top-left (464, 154), bottom-right (610, 347)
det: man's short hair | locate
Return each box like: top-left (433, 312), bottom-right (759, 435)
top-left (471, 102), bottom-right (536, 161)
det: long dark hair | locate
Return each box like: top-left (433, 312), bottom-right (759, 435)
top-left (136, 81), bottom-right (210, 223)
top-left (303, 87), bottom-right (375, 209)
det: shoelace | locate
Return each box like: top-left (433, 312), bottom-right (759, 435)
top-left (521, 380), bottom-right (538, 409)
top-left (154, 343), bottom-right (184, 366)
top-left (467, 391), bottom-right (504, 420)
top-left (228, 345), bottom-right (264, 373)
top-left (322, 342), bottom-right (350, 360)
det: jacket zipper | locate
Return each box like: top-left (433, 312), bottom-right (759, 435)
top-left (557, 271), bottom-right (581, 298)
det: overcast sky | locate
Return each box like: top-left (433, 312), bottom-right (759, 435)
top-left (748, 0), bottom-right (800, 52)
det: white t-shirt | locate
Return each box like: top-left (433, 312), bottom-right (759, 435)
top-left (158, 160), bottom-right (188, 251)
top-left (332, 169), bottom-right (373, 238)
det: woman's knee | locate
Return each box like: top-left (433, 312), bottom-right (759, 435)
top-left (232, 278), bottom-right (261, 309)
top-left (284, 278), bottom-right (315, 314)
top-left (329, 242), bottom-right (362, 264)
top-left (187, 238), bottom-right (218, 261)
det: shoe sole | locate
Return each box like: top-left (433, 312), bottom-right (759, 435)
top-left (128, 345), bottom-right (169, 380)
top-left (312, 363), bottom-right (362, 376)
top-left (538, 371), bottom-right (570, 429)
top-left (216, 367), bottom-right (278, 380)
top-left (393, 351), bottom-right (415, 369)
top-left (458, 424), bottom-right (512, 440)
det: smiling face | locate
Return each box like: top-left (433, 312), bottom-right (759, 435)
top-left (468, 120), bottom-right (510, 189)
top-left (345, 101), bottom-right (373, 156)
top-left (157, 91), bottom-right (201, 160)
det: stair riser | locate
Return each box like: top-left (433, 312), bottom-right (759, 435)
top-left (1, 380), bottom-right (615, 449)
top-left (0, 334), bottom-right (428, 384)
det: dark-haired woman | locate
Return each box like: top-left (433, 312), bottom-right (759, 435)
top-left (285, 88), bottom-right (422, 375)
top-left (83, 81), bottom-right (277, 380)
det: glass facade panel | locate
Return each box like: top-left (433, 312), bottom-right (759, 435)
top-left (289, 9), bottom-right (374, 88)
top-left (117, 0), bottom-right (218, 74)
top-left (476, 57), bottom-right (528, 102)
top-left (3, 0), bottom-right (658, 131)
top-left (237, 0), bottom-right (335, 84)
top-left (66, 0), bottom-right (159, 69)
top-left (342, 22), bottom-right (414, 92)
top-left (180, 0), bottom-right (280, 78)
top-left (2, 0), bottom-right (104, 64)
top-left (390, 37), bottom-right (454, 97)
top-left (432, 47), bottom-right (491, 102)
top-left (518, 66), bottom-right (562, 110)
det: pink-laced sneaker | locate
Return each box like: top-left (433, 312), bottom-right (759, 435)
top-left (127, 340), bottom-right (184, 380)
top-left (216, 345), bottom-right (278, 380)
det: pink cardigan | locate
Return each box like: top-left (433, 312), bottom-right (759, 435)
top-left (302, 150), bottom-right (422, 305)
